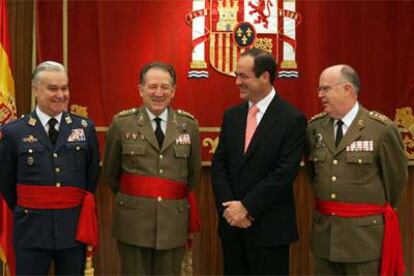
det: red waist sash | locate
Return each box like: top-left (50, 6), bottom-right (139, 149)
top-left (16, 184), bottom-right (99, 253)
top-left (316, 198), bottom-right (405, 276)
top-left (120, 174), bottom-right (201, 234)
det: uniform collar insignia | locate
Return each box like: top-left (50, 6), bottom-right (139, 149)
top-left (357, 119), bottom-right (364, 129)
top-left (65, 116), bottom-right (73, 125)
top-left (28, 117), bottom-right (37, 126)
top-left (81, 119), bottom-right (88, 128)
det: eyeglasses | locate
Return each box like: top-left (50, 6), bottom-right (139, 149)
top-left (316, 82), bottom-right (346, 93)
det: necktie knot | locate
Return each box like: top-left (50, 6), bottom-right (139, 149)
top-left (154, 117), bottom-right (164, 148)
top-left (248, 105), bottom-right (260, 117)
top-left (48, 118), bottom-right (58, 128)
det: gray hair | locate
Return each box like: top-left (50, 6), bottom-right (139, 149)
top-left (32, 61), bottom-right (67, 84)
top-left (340, 65), bottom-right (360, 94)
top-left (139, 62), bottom-right (176, 86)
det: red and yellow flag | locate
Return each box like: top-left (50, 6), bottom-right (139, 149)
top-left (0, 0), bottom-right (16, 275)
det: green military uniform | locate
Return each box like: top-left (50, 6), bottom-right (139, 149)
top-left (307, 105), bottom-right (407, 274)
top-left (102, 106), bottom-right (201, 274)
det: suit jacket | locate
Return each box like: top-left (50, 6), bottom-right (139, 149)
top-left (306, 106), bottom-right (408, 262)
top-left (211, 94), bottom-right (307, 247)
top-left (0, 111), bottom-right (100, 249)
top-left (102, 107), bottom-right (201, 250)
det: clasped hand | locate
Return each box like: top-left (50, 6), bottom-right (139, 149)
top-left (222, 201), bottom-right (252, 228)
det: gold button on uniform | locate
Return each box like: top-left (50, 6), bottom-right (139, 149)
top-left (24, 209), bottom-right (29, 214)
top-left (332, 160), bottom-right (338, 165)
top-left (56, 182), bottom-right (61, 187)
top-left (55, 167), bottom-right (61, 173)
top-left (157, 196), bottom-right (162, 202)
top-left (28, 149), bottom-right (33, 154)
top-left (313, 158), bottom-right (318, 162)
top-left (53, 153), bottom-right (58, 158)
top-left (159, 169), bottom-right (164, 174)
top-left (373, 219), bottom-right (377, 224)
top-left (331, 193), bottom-right (336, 199)
top-left (358, 159), bottom-right (362, 164)
top-left (331, 176), bottom-right (337, 182)
top-left (159, 154), bottom-right (163, 159)
top-left (76, 146), bottom-right (81, 151)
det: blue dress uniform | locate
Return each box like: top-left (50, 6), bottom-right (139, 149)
top-left (0, 110), bottom-right (100, 275)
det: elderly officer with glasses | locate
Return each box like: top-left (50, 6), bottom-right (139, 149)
top-left (306, 64), bottom-right (407, 276)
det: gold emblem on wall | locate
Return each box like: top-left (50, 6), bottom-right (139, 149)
top-left (70, 104), bottom-right (88, 118)
top-left (394, 106), bottom-right (414, 164)
top-left (202, 136), bottom-right (219, 154)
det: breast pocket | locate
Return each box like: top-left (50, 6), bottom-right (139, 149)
top-left (17, 143), bottom-right (47, 175)
top-left (346, 152), bottom-right (375, 184)
top-left (122, 144), bottom-right (146, 168)
top-left (65, 142), bottom-right (88, 167)
top-left (174, 144), bottom-right (190, 178)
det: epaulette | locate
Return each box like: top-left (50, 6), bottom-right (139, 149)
top-left (367, 111), bottom-right (391, 125)
top-left (309, 112), bottom-right (327, 123)
top-left (117, 108), bottom-right (139, 117)
top-left (177, 109), bottom-right (195, 120)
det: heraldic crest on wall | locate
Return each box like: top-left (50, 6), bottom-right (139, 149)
top-left (186, 0), bottom-right (302, 79)
top-left (394, 106), bottom-right (414, 165)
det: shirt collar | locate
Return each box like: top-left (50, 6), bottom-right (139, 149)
top-left (249, 87), bottom-right (276, 114)
top-left (336, 102), bottom-right (359, 127)
top-left (146, 108), bottom-right (168, 122)
top-left (35, 106), bottom-right (63, 127)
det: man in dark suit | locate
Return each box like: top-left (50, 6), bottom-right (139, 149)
top-left (211, 48), bottom-right (307, 275)
top-left (0, 61), bottom-right (100, 275)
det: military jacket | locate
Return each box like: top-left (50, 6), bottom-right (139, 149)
top-left (306, 106), bottom-right (407, 262)
top-left (0, 111), bottom-right (100, 249)
top-left (102, 107), bottom-right (201, 250)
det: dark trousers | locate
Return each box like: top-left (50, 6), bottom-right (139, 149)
top-left (15, 246), bottom-right (85, 276)
top-left (222, 231), bottom-right (290, 275)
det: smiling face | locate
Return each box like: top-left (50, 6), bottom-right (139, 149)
top-left (139, 68), bottom-right (176, 116)
top-left (235, 55), bottom-right (268, 103)
top-left (33, 70), bottom-right (69, 117)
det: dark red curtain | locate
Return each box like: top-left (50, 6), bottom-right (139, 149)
top-left (36, 0), bottom-right (414, 163)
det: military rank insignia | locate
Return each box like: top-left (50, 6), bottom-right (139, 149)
top-left (346, 140), bottom-right (374, 152)
top-left (176, 133), bottom-right (191, 145)
top-left (22, 135), bottom-right (38, 143)
top-left (67, 129), bottom-right (86, 142)
top-left (28, 117), bottom-right (37, 126)
top-left (81, 119), bottom-right (88, 128)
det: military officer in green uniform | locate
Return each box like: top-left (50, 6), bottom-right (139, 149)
top-left (307, 64), bottom-right (407, 275)
top-left (102, 62), bottom-right (201, 275)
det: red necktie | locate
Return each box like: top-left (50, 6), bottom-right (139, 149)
top-left (244, 105), bottom-right (259, 153)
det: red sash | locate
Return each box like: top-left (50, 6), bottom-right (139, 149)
top-left (316, 198), bottom-right (405, 276)
top-left (120, 174), bottom-right (201, 234)
top-left (16, 184), bottom-right (99, 254)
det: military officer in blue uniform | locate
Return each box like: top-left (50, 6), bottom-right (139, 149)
top-left (0, 61), bottom-right (100, 275)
